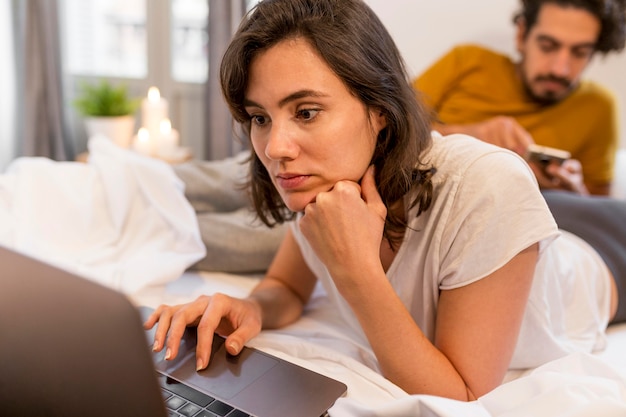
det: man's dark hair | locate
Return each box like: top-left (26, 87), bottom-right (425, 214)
top-left (514, 0), bottom-right (626, 53)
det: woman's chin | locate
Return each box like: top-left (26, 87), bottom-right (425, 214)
top-left (280, 192), bottom-right (317, 213)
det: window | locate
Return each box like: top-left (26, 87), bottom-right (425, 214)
top-left (62, 0), bottom-right (147, 79)
top-left (61, 0), bottom-right (219, 84)
top-left (60, 0), bottom-right (261, 157)
top-left (171, 0), bottom-right (208, 83)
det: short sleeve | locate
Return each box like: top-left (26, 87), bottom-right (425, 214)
top-left (437, 148), bottom-right (559, 289)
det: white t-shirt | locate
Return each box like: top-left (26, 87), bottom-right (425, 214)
top-left (290, 133), bottom-right (611, 371)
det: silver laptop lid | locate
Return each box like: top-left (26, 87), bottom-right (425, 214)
top-left (0, 246), bottom-right (167, 417)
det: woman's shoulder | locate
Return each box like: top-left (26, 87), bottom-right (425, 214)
top-left (424, 132), bottom-right (534, 183)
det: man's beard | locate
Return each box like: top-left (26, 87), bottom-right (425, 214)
top-left (519, 65), bottom-right (575, 106)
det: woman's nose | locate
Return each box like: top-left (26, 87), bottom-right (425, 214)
top-left (264, 120), bottom-right (299, 161)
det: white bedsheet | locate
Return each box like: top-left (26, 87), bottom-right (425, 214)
top-left (0, 136), bottom-right (206, 293)
top-left (131, 270), bottom-right (626, 417)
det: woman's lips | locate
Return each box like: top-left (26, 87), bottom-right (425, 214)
top-left (276, 173), bottom-right (310, 190)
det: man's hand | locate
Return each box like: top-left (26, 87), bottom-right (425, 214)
top-left (434, 117), bottom-right (598, 196)
top-left (529, 158), bottom-right (589, 195)
top-left (435, 116), bottom-right (534, 156)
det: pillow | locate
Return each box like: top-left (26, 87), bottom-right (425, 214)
top-left (174, 152), bottom-right (287, 273)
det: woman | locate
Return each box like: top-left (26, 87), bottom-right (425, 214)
top-left (145, 0), bottom-right (616, 400)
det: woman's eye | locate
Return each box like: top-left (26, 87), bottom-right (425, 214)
top-left (251, 115), bottom-right (268, 126)
top-left (296, 108), bottom-right (320, 121)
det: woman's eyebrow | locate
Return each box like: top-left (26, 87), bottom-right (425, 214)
top-left (278, 90), bottom-right (328, 107)
top-left (243, 89), bottom-right (329, 109)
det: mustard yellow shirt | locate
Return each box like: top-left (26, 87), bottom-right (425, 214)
top-left (413, 44), bottom-right (619, 187)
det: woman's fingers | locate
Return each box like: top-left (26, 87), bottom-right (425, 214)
top-left (145, 297), bottom-right (211, 360)
top-left (145, 294), bottom-right (263, 370)
top-left (164, 297), bottom-right (211, 360)
top-left (360, 165), bottom-right (386, 220)
top-left (146, 304), bottom-right (178, 353)
top-left (195, 293), bottom-right (231, 370)
top-left (195, 295), bottom-right (262, 370)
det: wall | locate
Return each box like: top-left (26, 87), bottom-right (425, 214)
top-left (365, 0), bottom-right (626, 149)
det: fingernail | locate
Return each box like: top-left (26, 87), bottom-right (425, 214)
top-left (165, 348), bottom-right (171, 360)
top-left (152, 340), bottom-right (159, 351)
top-left (229, 341), bottom-right (239, 353)
top-left (196, 358), bottom-right (204, 371)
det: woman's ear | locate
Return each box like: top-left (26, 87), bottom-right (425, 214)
top-left (369, 109), bottom-right (387, 134)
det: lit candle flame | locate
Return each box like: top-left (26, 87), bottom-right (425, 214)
top-left (147, 87), bottom-right (161, 102)
top-left (138, 127), bottom-right (150, 142)
top-left (160, 119), bottom-right (172, 135)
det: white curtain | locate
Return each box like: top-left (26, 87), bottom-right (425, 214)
top-left (204, 0), bottom-right (248, 160)
top-left (0, 0), bottom-right (16, 171)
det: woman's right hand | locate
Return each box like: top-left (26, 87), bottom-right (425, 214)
top-left (143, 293), bottom-right (263, 371)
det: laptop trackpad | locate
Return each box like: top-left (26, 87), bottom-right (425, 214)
top-left (155, 332), bottom-right (278, 400)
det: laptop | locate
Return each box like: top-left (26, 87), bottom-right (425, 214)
top-left (0, 246), bottom-right (347, 417)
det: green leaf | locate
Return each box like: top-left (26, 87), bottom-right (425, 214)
top-left (73, 80), bottom-right (140, 117)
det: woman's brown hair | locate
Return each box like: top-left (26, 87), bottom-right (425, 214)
top-left (220, 0), bottom-right (435, 246)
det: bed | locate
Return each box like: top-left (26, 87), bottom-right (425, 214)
top-left (2, 137), bottom-right (626, 417)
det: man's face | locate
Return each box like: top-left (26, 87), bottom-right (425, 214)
top-left (516, 3), bottom-right (601, 104)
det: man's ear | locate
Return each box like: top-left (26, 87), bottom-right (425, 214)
top-left (515, 16), bottom-right (528, 54)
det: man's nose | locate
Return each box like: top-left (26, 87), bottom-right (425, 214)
top-left (549, 49), bottom-right (572, 78)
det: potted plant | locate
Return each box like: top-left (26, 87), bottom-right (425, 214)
top-left (73, 80), bottom-right (140, 148)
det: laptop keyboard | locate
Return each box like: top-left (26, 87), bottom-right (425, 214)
top-left (159, 374), bottom-right (251, 417)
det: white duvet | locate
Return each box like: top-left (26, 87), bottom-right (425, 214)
top-left (0, 136), bottom-right (206, 293)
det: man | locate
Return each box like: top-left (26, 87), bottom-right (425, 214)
top-left (413, 0), bottom-right (626, 323)
top-left (413, 0), bottom-right (625, 196)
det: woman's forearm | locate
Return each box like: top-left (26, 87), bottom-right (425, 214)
top-left (339, 269), bottom-right (474, 400)
top-left (248, 277), bottom-right (307, 329)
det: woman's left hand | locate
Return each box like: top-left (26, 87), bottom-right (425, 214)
top-left (298, 165), bottom-right (387, 288)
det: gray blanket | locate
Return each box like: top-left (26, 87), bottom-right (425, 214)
top-left (173, 152), bottom-right (287, 273)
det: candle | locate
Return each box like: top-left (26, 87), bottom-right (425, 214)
top-left (141, 87), bottom-right (168, 140)
top-left (157, 118), bottom-right (180, 158)
top-left (132, 127), bottom-right (153, 156)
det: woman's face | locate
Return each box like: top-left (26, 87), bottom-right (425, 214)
top-left (244, 37), bottom-right (386, 212)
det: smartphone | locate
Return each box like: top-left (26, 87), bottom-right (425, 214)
top-left (524, 144), bottom-right (571, 167)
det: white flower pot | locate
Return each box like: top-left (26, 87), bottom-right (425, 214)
top-left (84, 115), bottom-right (136, 149)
